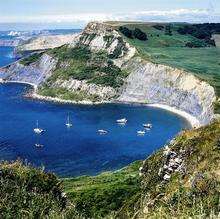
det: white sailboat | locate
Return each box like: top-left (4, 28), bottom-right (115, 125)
top-left (35, 143), bottom-right (44, 148)
top-left (143, 123), bottom-right (152, 129)
top-left (33, 120), bottom-right (44, 134)
top-left (98, 129), bottom-right (108, 135)
top-left (66, 114), bottom-right (73, 128)
top-left (137, 130), bottom-right (146, 135)
top-left (116, 118), bottom-right (127, 124)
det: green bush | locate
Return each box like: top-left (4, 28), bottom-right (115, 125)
top-left (133, 28), bottom-right (148, 41)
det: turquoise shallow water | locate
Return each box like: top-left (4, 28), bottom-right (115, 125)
top-left (0, 83), bottom-right (190, 177)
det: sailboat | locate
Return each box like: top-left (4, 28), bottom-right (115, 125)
top-left (33, 120), bottom-right (45, 134)
top-left (66, 114), bottom-right (73, 128)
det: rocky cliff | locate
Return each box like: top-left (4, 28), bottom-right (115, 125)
top-left (0, 22), bottom-right (217, 125)
top-left (118, 57), bottom-right (216, 125)
top-left (17, 34), bottom-right (79, 52)
top-left (1, 54), bottom-right (57, 86)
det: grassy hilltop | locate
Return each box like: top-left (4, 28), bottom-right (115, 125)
top-left (109, 22), bottom-right (220, 98)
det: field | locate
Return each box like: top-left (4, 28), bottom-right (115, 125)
top-left (115, 23), bottom-right (220, 97)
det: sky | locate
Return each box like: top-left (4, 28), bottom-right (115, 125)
top-left (0, 0), bottom-right (219, 30)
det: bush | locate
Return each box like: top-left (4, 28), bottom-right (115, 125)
top-left (153, 25), bottom-right (164, 30)
top-left (165, 25), bottom-right (172, 36)
top-left (119, 26), bottom-right (133, 38)
top-left (133, 28), bottom-right (148, 41)
top-left (19, 52), bottom-right (42, 65)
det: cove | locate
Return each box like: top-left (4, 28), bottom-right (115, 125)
top-left (0, 83), bottom-right (191, 177)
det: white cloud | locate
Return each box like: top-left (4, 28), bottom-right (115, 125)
top-left (0, 9), bottom-right (219, 24)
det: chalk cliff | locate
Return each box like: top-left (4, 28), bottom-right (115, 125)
top-left (118, 57), bottom-right (216, 125)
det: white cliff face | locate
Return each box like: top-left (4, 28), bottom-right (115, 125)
top-left (53, 79), bottom-right (116, 100)
top-left (1, 54), bottom-right (57, 86)
top-left (17, 34), bottom-right (79, 52)
top-left (71, 22), bottom-right (136, 67)
top-left (118, 57), bottom-right (216, 125)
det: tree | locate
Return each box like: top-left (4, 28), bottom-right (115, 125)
top-left (133, 28), bottom-right (148, 41)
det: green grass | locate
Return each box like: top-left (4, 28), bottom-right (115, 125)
top-left (63, 161), bottom-right (142, 218)
top-left (117, 23), bottom-right (220, 97)
top-left (0, 160), bottom-right (67, 218)
top-left (136, 121), bottom-right (220, 218)
top-left (19, 52), bottom-right (43, 65)
top-left (47, 45), bottom-right (128, 89)
top-left (38, 86), bottom-right (101, 102)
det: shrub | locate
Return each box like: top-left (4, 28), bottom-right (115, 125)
top-left (119, 26), bottom-right (133, 38)
top-left (133, 28), bottom-right (148, 41)
top-left (19, 52), bottom-right (42, 65)
top-left (153, 25), bottom-right (164, 30)
top-left (165, 25), bottom-right (172, 36)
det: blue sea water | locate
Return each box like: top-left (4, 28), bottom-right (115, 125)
top-left (0, 83), bottom-right (190, 177)
top-left (0, 46), bottom-right (17, 67)
top-left (0, 32), bottom-right (190, 177)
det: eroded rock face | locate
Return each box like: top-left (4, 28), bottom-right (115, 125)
top-left (118, 57), bottom-right (216, 125)
top-left (53, 79), bottom-right (117, 100)
top-left (71, 22), bottom-right (136, 67)
top-left (17, 34), bottom-right (79, 52)
top-left (1, 54), bottom-right (57, 86)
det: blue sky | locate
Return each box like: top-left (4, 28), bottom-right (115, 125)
top-left (0, 0), bottom-right (219, 29)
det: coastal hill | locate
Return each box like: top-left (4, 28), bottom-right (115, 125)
top-left (0, 21), bottom-right (220, 218)
top-left (1, 21), bottom-right (219, 126)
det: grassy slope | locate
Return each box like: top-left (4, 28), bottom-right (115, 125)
top-left (0, 161), bottom-right (67, 218)
top-left (115, 23), bottom-right (220, 97)
top-left (63, 160), bottom-right (142, 218)
top-left (135, 121), bottom-right (220, 218)
top-left (62, 121), bottom-right (220, 218)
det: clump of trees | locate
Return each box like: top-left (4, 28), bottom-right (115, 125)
top-left (119, 26), bottom-right (148, 41)
top-left (164, 25), bottom-right (172, 36)
top-left (119, 26), bottom-right (133, 39)
top-left (177, 23), bottom-right (220, 46)
top-left (153, 25), bottom-right (164, 30)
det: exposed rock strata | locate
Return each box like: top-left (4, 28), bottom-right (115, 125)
top-left (17, 34), bottom-right (79, 52)
top-left (118, 57), bottom-right (216, 125)
top-left (1, 54), bottom-right (57, 86)
top-left (52, 79), bottom-right (117, 100)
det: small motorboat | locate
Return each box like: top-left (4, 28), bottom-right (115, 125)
top-left (35, 143), bottom-right (43, 148)
top-left (33, 120), bottom-right (45, 134)
top-left (98, 129), bottom-right (108, 135)
top-left (116, 118), bottom-right (127, 124)
top-left (66, 114), bottom-right (73, 128)
top-left (137, 130), bottom-right (146, 135)
top-left (143, 123), bottom-right (152, 129)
